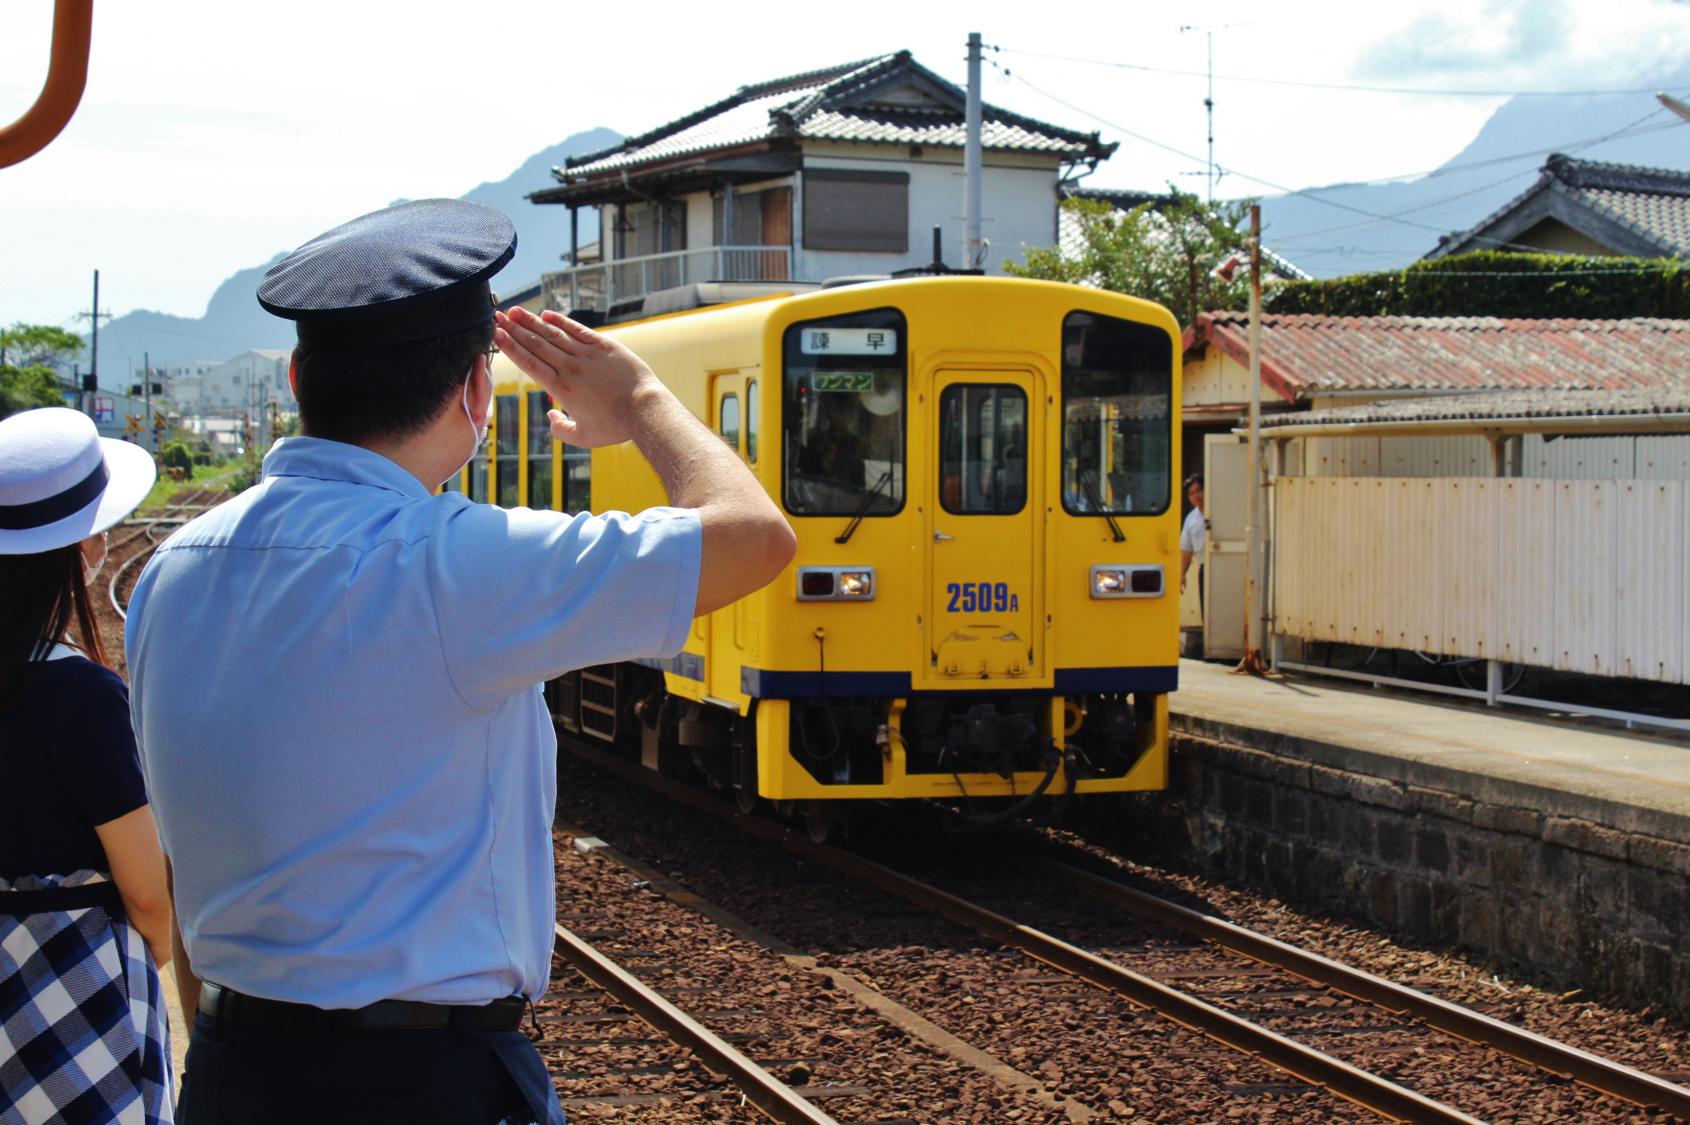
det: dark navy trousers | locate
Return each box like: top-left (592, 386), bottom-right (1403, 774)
top-left (178, 1013), bottom-right (565, 1125)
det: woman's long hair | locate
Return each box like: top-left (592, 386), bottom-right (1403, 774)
top-left (0, 544), bottom-right (108, 710)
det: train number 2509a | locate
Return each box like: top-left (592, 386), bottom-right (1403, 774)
top-left (946, 582), bottom-right (1019, 613)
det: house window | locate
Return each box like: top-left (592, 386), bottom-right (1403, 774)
top-left (803, 170), bottom-right (908, 252)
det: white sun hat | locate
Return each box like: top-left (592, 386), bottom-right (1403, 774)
top-left (0, 407), bottom-right (157, 555)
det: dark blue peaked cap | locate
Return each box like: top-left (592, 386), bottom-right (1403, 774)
top-left (258, 199), bottom-right (517, 347)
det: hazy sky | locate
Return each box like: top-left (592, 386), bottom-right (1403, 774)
top-left (3, 0), bottom-right (1688, 328)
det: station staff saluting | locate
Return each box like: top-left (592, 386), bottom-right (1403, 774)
top-left (126, 199), bottom-right (796, 1125)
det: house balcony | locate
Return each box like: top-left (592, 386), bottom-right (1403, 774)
top-left (542, 245), bottom-right (793, 315)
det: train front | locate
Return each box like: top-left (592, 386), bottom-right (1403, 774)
top-left (743, 278), bottom-right (1180, 824)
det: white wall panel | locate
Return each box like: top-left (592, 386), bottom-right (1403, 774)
top-left (1637, 436), bottom-right (1690, 481)
top-left (1495, 480), bottom-right (1558, 668)
top-left (1550, 481), bottom-right (1619, 675)
top-left (1615, 481), bottom-right (1685, 682)
top-left (1275, 474), bottom-right (1690, 686)
top-left (1441, 479), bottom-right (1497, 658)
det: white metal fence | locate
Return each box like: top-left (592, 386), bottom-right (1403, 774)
top-left (1274, 476), bottom-right (1690, 685)
top-left (542, 245), bottom-right (793, 314)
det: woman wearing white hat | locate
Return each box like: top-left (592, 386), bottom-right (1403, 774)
top-left (0, 408), bottom-right (175, 1123)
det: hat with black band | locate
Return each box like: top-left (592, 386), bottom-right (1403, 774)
top-left (0, 408), bottom-right (157, 555)
top-left (257, 199), bottom-right (517, 348)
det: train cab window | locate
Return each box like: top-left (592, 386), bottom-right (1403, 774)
top-left (745, 380), bottom-right (759, 463)
top-left (1060, 311), bottom-right (1172, 516)
top-left (718, 393), bottom-right (741, 453)
top-left (782, 308), bottom-right (906, 516)
top-left (495, 393), bottom-right (520, 508)
top-left (526, 390), bottom-right (553, 508)
top-left (940, 385), bottom-right (1027, 514)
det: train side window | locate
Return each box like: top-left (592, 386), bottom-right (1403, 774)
top-left (495, 393), bottom-right (520, 508)
top-left (718, 392), bottom-right (741, 453)
top-left (939, 384), bottom-right (1027, 515)
top-left (468, 421), bottom-right (491, 503)
top-left (1060, 311), bottom-right (1173, 516)
top-left (564, 447), bottom-right (590, 512)
top-left (745, 380), bottom-right (758, 463)
top-left (527, 390), bottom-right (553, 508)
top-left (781, 307), bottom-right (906, 517)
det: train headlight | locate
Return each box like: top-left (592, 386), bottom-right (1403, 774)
top-left (797, 566), bottom-right (877, 601)
top-left (1091, 564), bottom-right (1164, 599)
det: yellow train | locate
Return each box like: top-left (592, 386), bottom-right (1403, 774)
top-left (465, 275), bottom-right (1180, 832)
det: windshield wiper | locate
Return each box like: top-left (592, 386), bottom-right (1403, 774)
top-left (835, 469), bottom-right (893, 545)
top-left (1081, 470), bottom-right (1126, 543)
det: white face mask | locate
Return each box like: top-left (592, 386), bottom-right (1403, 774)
top-left (448, 364), bottom-right (490, 484)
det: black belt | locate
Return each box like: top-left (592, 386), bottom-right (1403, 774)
top-left (0, 880), bottom-right (122, 916)
top-left (197, 980), bottom-right (528, 1032)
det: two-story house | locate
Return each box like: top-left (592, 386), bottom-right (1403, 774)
top-left (530, 51), bottom-right (1114, 319)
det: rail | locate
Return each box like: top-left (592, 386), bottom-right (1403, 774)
top-left (552, 920), bottom-right (838, 1124)
top-left (542, 245), bottom-right (792, 313)
top-left (1031, 856), bottom-right (1690, 1118)
top-left (559, 737), bottom-right (1483, 1123)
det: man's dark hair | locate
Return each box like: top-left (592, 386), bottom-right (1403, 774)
top-left (293, 319), bottom-right (493, 445)
top-left (1184, 473), bottom-right (1204, 491)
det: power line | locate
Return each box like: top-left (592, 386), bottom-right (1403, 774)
top-left (998, 64), bottom-right (1687, 257)
top-left (990, 44), bottom-right (1690, 100)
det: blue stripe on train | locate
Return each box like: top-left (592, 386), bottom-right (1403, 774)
top-left (738, 666), bottom-right (1178, 699)
top-left (633, 653), bottom-right (706, 681)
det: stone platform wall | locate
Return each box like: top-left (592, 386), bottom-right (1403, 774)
top-left (1108, 716), bottom-right (1690, 1018)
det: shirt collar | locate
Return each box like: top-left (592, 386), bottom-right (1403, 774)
top-left (262, 437), bottom-right (434, 501)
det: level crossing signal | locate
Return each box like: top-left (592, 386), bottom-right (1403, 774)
top-left (124, 413), bottom-right (142, 439)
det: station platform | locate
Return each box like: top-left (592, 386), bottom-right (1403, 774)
top-left (1169, 658), bottom-right (1690, 845)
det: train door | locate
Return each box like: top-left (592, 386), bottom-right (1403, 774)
top-left (708, 372), bottom-right (750, 704)
top-left (926, 371), bottom-right (1043, 683)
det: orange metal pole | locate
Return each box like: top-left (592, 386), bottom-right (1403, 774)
top-left (0, 1), bottom-right (94, 170)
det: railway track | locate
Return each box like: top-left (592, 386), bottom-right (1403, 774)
top-left (107, 488), bottom-right (215, 620)
top-left (555, 734), bottom-right (1690, 1123)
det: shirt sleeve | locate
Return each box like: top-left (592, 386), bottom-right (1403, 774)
top-left (431, 502), bottom-right (703, 709)
top-left (50, 662), bottom-right (150, 827)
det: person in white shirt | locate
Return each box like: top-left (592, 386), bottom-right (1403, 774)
top-left (1179, 474), bottom-right (1206, 604)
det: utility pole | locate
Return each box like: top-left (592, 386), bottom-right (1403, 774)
top-left (142, 350), bottom-right (153, 451)
top-left (963, 31), bottom-right (984, 270)
top-left (75, 269), bottom-right (110, 417)
top-left (1238, 204), bottom-right (1267, 675)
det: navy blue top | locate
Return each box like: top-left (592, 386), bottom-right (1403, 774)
top-left (0, 650), bottom-right (149, 880)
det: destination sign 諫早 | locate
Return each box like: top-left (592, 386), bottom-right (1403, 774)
top-left (799, 327), bottom-right (899, 355)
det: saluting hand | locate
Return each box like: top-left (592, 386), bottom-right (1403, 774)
top-left (493, 307), bottom-right (666, 449)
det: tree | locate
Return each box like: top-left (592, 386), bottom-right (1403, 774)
top-left (0, 323), bottom-right (83, 418)
top-left (1006, 191), bottom-right (1255, 328)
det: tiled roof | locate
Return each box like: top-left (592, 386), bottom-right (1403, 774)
top-left (554, 52), bottom-right (1110, 181)
top-left (1261, 386), bottom-right (1690, 430)
top-left (1185, 313), bottom-right (1690, 403)
top-left (1430, 154), bottom-right (1690, 259)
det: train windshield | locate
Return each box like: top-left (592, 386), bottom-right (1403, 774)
top-left (1060, 311), bottom-right (1172, 516)
top-left (781, 308), bottom-right (907, 517)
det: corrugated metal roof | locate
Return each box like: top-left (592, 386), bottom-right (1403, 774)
top-left (554, 51), bottom-right (1109, 182)
top-left (1262, 387), bottom-right (1690, 430)
top-left (1187, 313), bottom-right (1690, 400)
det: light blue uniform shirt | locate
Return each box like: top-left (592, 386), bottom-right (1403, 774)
top-left (127, 437), bottom-right (700, 1007)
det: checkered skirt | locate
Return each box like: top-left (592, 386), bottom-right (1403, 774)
top-left (0, 871), bottom-right (173, 1124)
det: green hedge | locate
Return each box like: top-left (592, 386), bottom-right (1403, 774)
top-left (1265, 251), bottom-right (1690, 319)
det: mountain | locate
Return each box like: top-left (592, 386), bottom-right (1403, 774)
top-left (1258, 71), bottom-right (1690, 278)
top-left (86, 127), bottom-right (618, 381)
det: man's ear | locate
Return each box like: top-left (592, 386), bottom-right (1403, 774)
top-left (287, 351), bottom-right (300, 397)
top-left (468, 355), bottom-right (494, 418)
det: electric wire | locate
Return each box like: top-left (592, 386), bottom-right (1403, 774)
top-left (998, 61), bottom-right (1689, 257)
top-left (989, 43), bottom-right (1690, 100)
